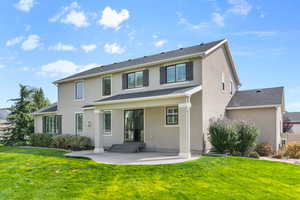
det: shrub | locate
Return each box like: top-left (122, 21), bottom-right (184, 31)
top-left (208, 118), bottom-right (258, 155)
top-left (284, 143), bottom-right (300, 158)
top-left (29, 133), bottom-right (54, 147)
top-left (272, 152), bottom-right (284, 159)
top-left (52, 134), bottom-right (92, 150)
top-left (208, 119), bottom-right (237, 154)
top-left (249, 151), bottom-right (260, 159)
top-left (255, 143), bottom-right (273, 156)
top-left (235, 121), bottom-right (258, 156)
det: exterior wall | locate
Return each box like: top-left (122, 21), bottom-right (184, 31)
top-left (57, 58), bottom-right (202, 135)
top-left (201, 45), bottom-right (239, 151)
top-left (226, 107), bottom-right (280, 151)
top-left (34, 115), bottom-right (43, 133)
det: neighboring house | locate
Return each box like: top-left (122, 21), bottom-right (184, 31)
top-left (284, 112), bottom-right (300, 143)
top-left (33, 39), bottom-right (285, 157)
top-left (0, 110), bottom-right (11, 140)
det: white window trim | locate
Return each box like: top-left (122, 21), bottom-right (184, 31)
top-left (164, 106), bottom-right (179, 127)
top-left (102, 76), bottom-right (112, 97)
top-left (74, 80), bottom-right (84, 101)
top-left (103, 110), bottom-right (112, 136)
top-left (75, 112), bottom-right (84, 135)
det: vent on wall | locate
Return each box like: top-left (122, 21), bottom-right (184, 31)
top-left (256, 90), bottom-right (262, 93)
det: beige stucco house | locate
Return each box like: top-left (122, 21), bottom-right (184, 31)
top-left (33, 39), bottom-right (285, 157)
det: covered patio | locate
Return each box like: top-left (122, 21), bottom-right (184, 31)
top-left (65, 151), bottom-right (200, 165)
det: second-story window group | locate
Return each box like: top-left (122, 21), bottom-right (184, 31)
top-left (75, 81), bottom-right (84, 100)
top-left (122, 69), bottom-right (149, 89)
top-left (160, 61), bottom-right (193, 84)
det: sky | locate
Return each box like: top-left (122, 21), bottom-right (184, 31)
top-left (0, 0), bottom-right (300, 111)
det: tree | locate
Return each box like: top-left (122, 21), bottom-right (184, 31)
top-left (7, 85), bottom-right (50, 142)
top-left (283, 115), bottom-right (293, 133)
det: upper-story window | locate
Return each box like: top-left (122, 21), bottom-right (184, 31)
top-left (75, 81), bottom-right (84, 100)
top-left (122, 70), bottom-right (149, 89)
top-left (160, 61), bottom-right (193, 84)
top-left (102, 76), bottom-right (111, 96)
top-left (221, 73), bottom-right (225, 91)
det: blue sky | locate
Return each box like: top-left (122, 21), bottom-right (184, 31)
top-left (0, 0), bottom-right (299, 110)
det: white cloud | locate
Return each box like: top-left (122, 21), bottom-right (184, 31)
top-left (49, 2), bottom-right (89, 28)
top-left (81, 44), bottom-right (97, 53)
top-left (154, 40), bottom-right (167, 48)
top-left (177, 12), bottom-right (208, 31)
top-left (21, 34), bottom-right (41, 51)
top-left (152, 34), bottom-right (159, 39)
top-left (231, 31), bottom-right (277, 37)
top-left (98, 6), bottom-right (130, 30)
top-left (61, 10), bottom-right (89, 28)
top-left (227, 0), bottom-right (252, 16)
top-left (49, 42), bottom-right (76, 51)
top-left (15, 0), bottom-right (35, 12)
top-left (38, 60), bottom-right (99, 77)
top-left (6, 36), bottom-right (24, 46)
top-left (0, 64), bottom-right (6, 69)
top-left (104, 43), bottom-right (125, 54)
top-left (212, 13), bottom-right (225, 27)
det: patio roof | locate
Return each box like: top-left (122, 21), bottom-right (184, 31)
top-left (91, 85), bottom-right (201, 106)
top-left (33, 103), bottom-right (58, 115)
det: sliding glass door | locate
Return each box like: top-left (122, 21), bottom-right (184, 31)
top-left (124, 109), bottom-right (144, 142)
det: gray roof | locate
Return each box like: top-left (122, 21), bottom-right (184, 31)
top-left (56, 40), bottom-right (224, 83)
top-left (35, 103), bottom-right (57, 114)
top-left (227, 87), bottom-right (284, 108)
top-left (285, 112), bottom-right (300, 122)
top-left (94, 85), bottom-right (200, 103)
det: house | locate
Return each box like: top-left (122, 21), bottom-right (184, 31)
top-left (284, 112), bottom-right (300, 143)
top-left (33, 39), bottom-right (285, 157)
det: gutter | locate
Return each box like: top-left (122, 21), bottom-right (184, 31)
top-left (226, 104), bottom-right (281, 110)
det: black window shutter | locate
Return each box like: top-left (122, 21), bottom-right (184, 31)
top-left (160, 67), bottom-right (166, 84)
top-left (186, 61), bottom-right (194, 81)
top-left (56, 115), bottom-right (62, 134)
top-left (122, 73), bottom-right (128, 89)
top-left (143, 69), bottom-right (149, 87)
top-left (42, 116), bottom-right (46, 133)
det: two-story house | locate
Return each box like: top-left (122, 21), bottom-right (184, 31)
top-left (33, 39), bottom-right (285, 157)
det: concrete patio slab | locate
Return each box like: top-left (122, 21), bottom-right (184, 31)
top-left (65, 151), bottom-right (201, 165)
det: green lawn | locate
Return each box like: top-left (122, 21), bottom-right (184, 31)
top-left (0, 147), bottom-right (299, 200)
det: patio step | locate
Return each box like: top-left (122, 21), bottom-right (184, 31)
top-left (108, 142), bottom-right (145, 153)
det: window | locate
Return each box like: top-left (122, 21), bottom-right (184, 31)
top-left (230, 80), bottom-right (233, 95)
top-left (75, 81), bottom-right (84, 100)
top-left (166, 63), bottom-right (187, 83)
top-left (166, 107), bottom-right (178, 125)
top-left (104, 111), bottom-right (112, 134)
top-left (75, 113), bottom-right (83, 135)
top-left (221, 73), bottom-right (225, 91)
top-left (127, 71), bottom-right (144, 89)
top-left (43, 115), bottom-right (61, 134)
top-left (102, 76), bottom-right (111, 96)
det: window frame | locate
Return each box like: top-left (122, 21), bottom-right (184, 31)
top-left (75, 113), bottom-right (83, 135)
top-left (165, 106), bottom-right (179, 126)
top-left (102, 76), bottom-right (112, 96)
top-left (166, 63), bottom-right (187, 84)
top-left (127, 71), bottom-right (144, 89)
top-left (44, 115), bottom-right (57, 134)
top-left (103, 110), bottom-right (112, 136)
top-left (74, 81), bottom-right (84, 100)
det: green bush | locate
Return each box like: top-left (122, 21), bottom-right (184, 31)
top-left (284, 143), bottom-right (300, 158)
top-left (208, 119), bottom-right (237, 154)
top-left (249, 151), bottom-right (260, 159)
top-left (29, 133), bottom-right (54, 147)
top-left (235, 121), bottom-right (258, 156)
top-left (52, 134), bottom-right (92, 150)
top-left (208, 118), bottom-right (258, 155)
top-left (255, 143), bottom-right (273, 156)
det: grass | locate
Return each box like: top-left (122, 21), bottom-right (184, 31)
top-left (0, 147), bottom-right (300, 200)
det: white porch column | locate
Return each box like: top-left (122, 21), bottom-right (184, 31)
top-left (94, 109), bottom-right (104, 153)
top-left (178, 102), bottom-right (191, 158)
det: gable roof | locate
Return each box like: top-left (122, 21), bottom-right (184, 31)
top-left (227, 87), bottom-right (284, 109)
top-left (285, 112), bottom-right (300, 122)
top-left (33, 103), bottom-right (57, 115)
top-left (54, 39), bottom-right (240, 85)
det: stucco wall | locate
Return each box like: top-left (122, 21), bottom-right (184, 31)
top-left (227, 107), bottom-right (280, 151)
top-left (201, 45), bottom-right (239, 151)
